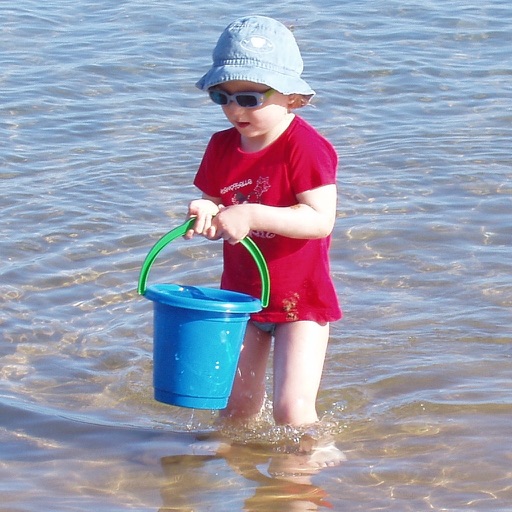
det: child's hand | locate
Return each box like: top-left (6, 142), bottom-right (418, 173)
top-left (210, 205), bottom-right (252, 245)
top-left (185, 199), bottom-right (221, 239)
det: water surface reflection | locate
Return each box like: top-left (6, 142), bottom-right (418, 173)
top-left (160, 440), bottom-right (341, 511)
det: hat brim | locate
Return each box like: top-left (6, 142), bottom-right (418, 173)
top-left (196, 65), bottom-right (315, 96)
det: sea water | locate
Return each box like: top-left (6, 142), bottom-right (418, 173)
top-left (1, 0), bottom-right (511, 510)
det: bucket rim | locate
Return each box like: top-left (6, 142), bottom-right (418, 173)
top-left (145, 283), bottom-right (262, 313)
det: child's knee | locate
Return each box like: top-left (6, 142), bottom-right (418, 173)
top-left (273, 398), bottom-right (318, 426)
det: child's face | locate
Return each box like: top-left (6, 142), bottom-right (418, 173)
top-left (215, 80), bottom-right (294, 148)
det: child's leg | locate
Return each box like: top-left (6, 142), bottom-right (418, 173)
top-left (221, 322), bottom-right (272, 421)
top-left (272, 321), bottom-right (329, 426)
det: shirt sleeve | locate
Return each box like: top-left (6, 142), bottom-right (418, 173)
top-left (286, 119), bottom-right (338, 195)
top-left (193, 132), bottom-right (221, 198)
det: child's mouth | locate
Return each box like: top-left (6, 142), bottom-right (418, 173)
top-left (235, 122), bottom-right (251, 129)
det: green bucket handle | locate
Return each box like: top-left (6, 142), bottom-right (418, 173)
top-left (137, 217), bottom-right (270, 308)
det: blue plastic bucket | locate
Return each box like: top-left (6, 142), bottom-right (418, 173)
top-left (145, 284), bottom-right (262, 409)
top-left (138, 218), bottom-right (269, 410)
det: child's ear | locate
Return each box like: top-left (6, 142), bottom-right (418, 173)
top-left (287, 94), bottom-right (312, 110)
top-left (287, 94), bottom-right (301, 109)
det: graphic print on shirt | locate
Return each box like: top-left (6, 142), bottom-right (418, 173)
top-left (282, 292), bottom-right (300, 321)
top-left (228, 176), bottom-right (270, 205)
top-left (227, 176), bottom-right (275, 240)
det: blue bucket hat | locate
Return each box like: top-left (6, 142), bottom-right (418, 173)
top-left (196, 16), bottom-right (315, 96)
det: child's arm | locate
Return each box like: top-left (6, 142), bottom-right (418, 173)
top-left (207, 184), bottom-right (337, 244)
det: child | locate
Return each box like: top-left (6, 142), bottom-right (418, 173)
top-left (185, 16), bottom-right (342, 427)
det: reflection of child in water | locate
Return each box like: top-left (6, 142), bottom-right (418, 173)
top-left (186, 15), bottom-right (342, 427)
top-left (160, 438), bottom-right (346, 511)
top-left (225, 443), bottom-right (341, 511)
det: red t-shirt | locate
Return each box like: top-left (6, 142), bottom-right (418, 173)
top-left (194, 115), bottom-right (342, 323)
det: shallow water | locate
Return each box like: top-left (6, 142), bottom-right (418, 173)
top-left (1, 0), bottom-right (511, 510)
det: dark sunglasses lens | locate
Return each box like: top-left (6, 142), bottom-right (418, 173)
top-left (209, 90), bottom-right (228, 105)
top-left (236, 94), bottom-right (259, 107)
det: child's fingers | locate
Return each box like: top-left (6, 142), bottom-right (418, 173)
top-left (183, 227), bottom-right (195, 240)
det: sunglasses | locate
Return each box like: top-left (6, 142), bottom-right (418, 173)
top-left (208, 88), bottom-right (274, 108)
